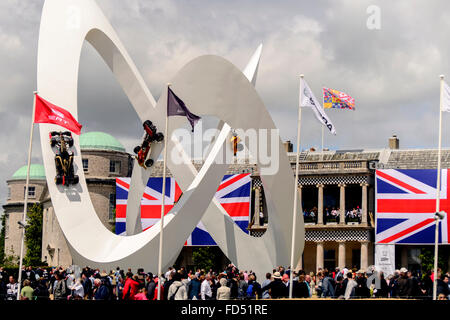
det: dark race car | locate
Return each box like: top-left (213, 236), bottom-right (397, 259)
top-left (50, 131), bottom-right (79, 186)
top-left (134, 120), bottom-right (164, 169)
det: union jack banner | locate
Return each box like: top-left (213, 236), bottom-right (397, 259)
top-left (115, 174), bottom-right (251, 246)
top-left (376, 169), bottom-right (449, 244)
top-left (322, 87), bottom-right (355, 110)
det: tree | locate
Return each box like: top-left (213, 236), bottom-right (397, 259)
top-left (24, 204), bottom-right (44, 266)
top-left (418, 248), bottom-right (447, 274)
top-left (0, 211), bottom-right (7, 265)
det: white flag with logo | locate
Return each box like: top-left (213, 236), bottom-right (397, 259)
top-left (300, 78), bottom-right (337, 135)
top-left (442, 81), bottom-right (450, 112)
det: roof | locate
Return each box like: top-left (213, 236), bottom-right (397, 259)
top-left (80, 131), bottom-right (126, 152)
top-left (11, 164), bottom-right (46, 180)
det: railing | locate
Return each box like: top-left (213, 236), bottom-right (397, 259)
top-left (292, 160), bottom-right (369, 173)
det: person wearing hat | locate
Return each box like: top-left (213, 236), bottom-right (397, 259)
top-left (261, 272), bottom-right (288, 299)
top-left (398, 267), bottom-right (411, 298)
top-left (145, 273), bottom-right (156, 300)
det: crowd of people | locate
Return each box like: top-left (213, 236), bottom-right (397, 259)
top-left (0, 264), bottom-right (449, 300)
top-left (303, 207), bottom-right (362, 224)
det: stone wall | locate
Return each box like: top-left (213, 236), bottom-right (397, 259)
top-left (41, 202), bottom-right (72, 267)
top-left (82, 150), bottom-right (130, 178)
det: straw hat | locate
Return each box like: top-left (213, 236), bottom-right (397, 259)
top-left (272, 272), bottom-right (282, 279)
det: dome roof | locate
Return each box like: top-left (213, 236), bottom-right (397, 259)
top-left (11, 164), bottom-right (46, 180)
top-left (80, 131), bottom-right (126, 152)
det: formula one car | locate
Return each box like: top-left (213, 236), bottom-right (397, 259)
top-left (134, 120), bottom-right (164, 169)
top-left (49, 131), bottom-right (79, 186)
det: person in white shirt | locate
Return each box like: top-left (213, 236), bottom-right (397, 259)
top-left (69, 278), bottom-right (85, 300)
top-left (200, 275), bottom-right (212, 300)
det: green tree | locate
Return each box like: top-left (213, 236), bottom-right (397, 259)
top-left (192, 247), bottom-right (216, 271)
top-left (0, 211), bottom-right (7, 265)
top-left (23, 204), bottom-right (44, 266)
top-left (418, 248), bottom-right (447, 274)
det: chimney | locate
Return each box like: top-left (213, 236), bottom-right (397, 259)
top-left (284, 141), bottom-right (293, 153)
top-left (389, 135), bottom-right (399, 149)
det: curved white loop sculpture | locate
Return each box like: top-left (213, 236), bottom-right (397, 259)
top-left (37, 0), bottom-right (304, 278)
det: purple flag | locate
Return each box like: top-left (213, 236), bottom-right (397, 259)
top-left (167, 87), bottom-right (201, 131)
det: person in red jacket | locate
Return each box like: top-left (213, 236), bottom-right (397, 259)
top-left (122, 273), bottom-right (140, 300)
top-left (153, 277), bottom-right (164, 300)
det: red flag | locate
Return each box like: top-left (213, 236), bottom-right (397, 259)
top-left (34, 94), bottom-right (82, 135)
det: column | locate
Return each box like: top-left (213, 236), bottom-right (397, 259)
top-left (339, 183), bottom-right (346, 225)
top-left (316, 241), bottom-right (324, 272)
top-left (360, 241), bottom-right (369, 271)
top-left (254, 187), bottom-right (260, 226)
top-left (337, 241), bottom-right (346, 270)
top-left (317, 184), bottom-right (324, 225)
top-left (360, 183), bottom-right (368, 225)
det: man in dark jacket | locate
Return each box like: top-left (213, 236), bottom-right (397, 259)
top-left (261, 272), bottom-right (288, 299)
top-left (146, 273), bottom-right (156, 300)
top-left (398, 268), bottom-right (411, 298)
top-left (334, 276), bottom-right (346, 298)
top-left (163, 271), bottom-right (175, 300)
top-left (246, 274), bottom-right (262, 299)
top-left (94, 278), bottom-right (110, 300)
top-left (407, 271), bottom-right (420, 298)
top-left (82, 273), bottom-right (93, 299)
top-left (293, 275), bottom-right (310, 298)
top-left (436, 275), bottom-right (450, 297)
top-left (321, 270), bottom-right (335, 298)
top-left (354, 270), bottom-right (370, 298)
top-left (389, 274), bottom-right (399, 298)
top-left (227, 274), bottom-right (239, 299)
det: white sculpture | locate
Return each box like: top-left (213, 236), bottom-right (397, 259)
top-left (37, 0), bottom-right (304, 278)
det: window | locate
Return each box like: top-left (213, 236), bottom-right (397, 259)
top-left (109, 193), bottom-right (116, 221)
top-left (324, 249), bottom-right (336, 271)
top-left (109, 160), bottom-right (121, 174)
top-left (24, 186), bottom-right (36, 198)
top-left (7, 187), bottom-right (11, 200)
top-left (82, 159), bottom-right (89, 172)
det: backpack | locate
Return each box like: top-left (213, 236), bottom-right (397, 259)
top-left (246, 284), bottom-right (254, 298)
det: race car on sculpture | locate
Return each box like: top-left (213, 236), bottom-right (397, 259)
top-left (134, 120), bottom-right (164, 169)
top-left (50, 131), bottom-right (79, 186)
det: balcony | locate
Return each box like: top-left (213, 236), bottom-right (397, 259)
top-left (292, 160), bottom-right (371, 175)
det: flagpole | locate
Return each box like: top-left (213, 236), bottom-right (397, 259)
top-left (289, 75), bottom-right (303, 299)
top-left (157, 84), bottom-right (170, 300)
top-left (433, 75), bottom-right (444, 300)
top-left (17, 91), bottom-right (37, 300)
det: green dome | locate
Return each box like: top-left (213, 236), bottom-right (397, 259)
top-left (12, 164), bottom-right (46, 180)
top-left (80, 131), bottom-right (125, 152)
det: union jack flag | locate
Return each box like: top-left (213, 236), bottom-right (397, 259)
top-left (115, 174), bottom-right (251, 246)
top-left (376, 169), bottom-right (449, 244)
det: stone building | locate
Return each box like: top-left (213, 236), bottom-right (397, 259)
top-left (3, 164), bottom-right (47, 260)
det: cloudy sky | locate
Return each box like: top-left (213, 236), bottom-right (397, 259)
top-left (1, 0), bottom-right (450, 208)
